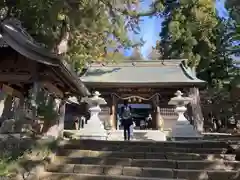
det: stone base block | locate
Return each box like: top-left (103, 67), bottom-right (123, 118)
top-left (64, 129), bottom-right (107, 140)
top-left (78, 135), bottom-right (107, 140)
top-left (170, 121), bottom-right (203, 140)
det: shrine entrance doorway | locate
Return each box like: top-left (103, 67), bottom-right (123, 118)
top-left (109, 92), bottom-right (162, 130)
top-left (117, 103), bottom-right (152, 129)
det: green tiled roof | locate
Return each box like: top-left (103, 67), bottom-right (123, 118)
top-left (81, 60), bottom-right (205, 85)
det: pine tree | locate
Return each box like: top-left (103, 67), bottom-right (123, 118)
top-left (159, 0), bottom-right (218, 69)
top-left (156, 0), bottom-right (239, 128)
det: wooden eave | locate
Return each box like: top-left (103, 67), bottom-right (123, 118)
top-left (0, 18), bottom-right (90, 97)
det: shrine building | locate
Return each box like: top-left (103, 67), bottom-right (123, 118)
top-left (81, 60), bottom-right (205, 131)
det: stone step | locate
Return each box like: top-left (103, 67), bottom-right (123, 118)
top-left (60, 145), bottom-right (228, 154)
top-left (56, 150), bottom-right (236, 161)
top-left (45, 165), bottom-right (240, 180)
top-left (52, 157), bottom-right (240, 170)
top-left (41, 172), bottom-right (186, 180)
top-left (107, 130), bottom-right (167, 141)
top-left (60, 139), bottom-right (230, 149)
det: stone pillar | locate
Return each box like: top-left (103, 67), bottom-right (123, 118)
top-left (0, 84), bottom-right (17, 120)
top-left (0, 91), bottom-right (7, 119)
top-left (44, 98), bottom-right (65, 139)
top-left (1, 95), bottom-right (13, 120)
top-left (109, 95), bottom-right (116, 130)
top-left (58, 99), bottom-right (66, 138)
top-left (189, 87), bottom-right (204, 132)
top-left (13, 96), bottom-right (25, 132)
top-left (13, 95), bottom-right (24, 120)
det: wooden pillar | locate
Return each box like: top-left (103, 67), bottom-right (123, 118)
top-left (109, 95), bottom-right (116, 130)
top-left (155, 95), bottom-right (164, 130)
top-left (189, 87), bottom-right (204, 132)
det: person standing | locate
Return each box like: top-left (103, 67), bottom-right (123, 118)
top-left (120, 100), bottom-right (133, 140)
top-left (80, 115), bottom-right (86, 129)
top-left (146, 114), bottom-right (152, 129)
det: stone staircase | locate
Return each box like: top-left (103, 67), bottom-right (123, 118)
top-left (107, 130), bottom-right (167, 141)
top-left (41, 140), bottom-right (240, 180)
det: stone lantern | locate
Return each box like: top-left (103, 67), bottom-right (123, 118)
top-left (79, 91), bottom-right (107, 140)
top-left (168, 90), bottom-right (202, 140)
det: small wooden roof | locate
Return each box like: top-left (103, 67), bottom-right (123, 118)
top-left (81, 60), bottom-right (205, 87)
top-left (0, 19), bottom-right (90, 97)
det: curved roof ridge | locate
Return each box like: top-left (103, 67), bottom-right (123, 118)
top-left (180, 63), bottom-right (205, 82)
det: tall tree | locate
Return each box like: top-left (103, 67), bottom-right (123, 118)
top-left (156, 0), bottom-right (239, 130)
top-left (197, 19), bottom-right (235, 87)
top-left (159, 0), bottom-right (218, 69)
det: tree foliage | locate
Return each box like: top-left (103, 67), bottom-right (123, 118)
top-left (225, 0), bottom-right (240, 24)
top-left (154, 0), bottom-right (237, 89)
top-left (150, 0), bottom-right (239, 129)
top-left (0, 0), bottom-right (148, 71)
top-left (225, 0), bottom-right (240, 55)
top-left (159, 0), bottom-right (218, 68)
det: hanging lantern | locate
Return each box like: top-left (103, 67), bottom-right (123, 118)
top-left (138, 98), bottom-right (142, 103)
top-left (128, 98), bottom-right (131, 102)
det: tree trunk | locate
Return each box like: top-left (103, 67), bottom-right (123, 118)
top-left (54, 19), bottom-right (70, 55)
top-left (189, 87), bottom-right (204, 132)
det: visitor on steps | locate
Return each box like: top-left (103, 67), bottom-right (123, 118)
top-left (120, 100), bottom-right (133, 141)
top-left (80, 115), bottom-right (86, 129)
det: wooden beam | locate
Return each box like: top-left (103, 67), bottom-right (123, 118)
top-left (0, 73), bottom-right (31, 82)
top-left (2, 84), bottom-right (23, 98)
top-left (40, 81), bottom-right (64, 98)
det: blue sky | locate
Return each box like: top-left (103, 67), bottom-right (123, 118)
top-left (125, 0), bottom-right (228, 58)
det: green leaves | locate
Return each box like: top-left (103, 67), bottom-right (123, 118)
top-left (159, 0), bottom-right (218, 69)
top-left (1, 0), bottom-right (142, 70)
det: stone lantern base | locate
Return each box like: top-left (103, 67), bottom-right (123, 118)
top-left (78, 106), bottom-right (107, 140)
top-left (170, 121), bottom-right (202, 140)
